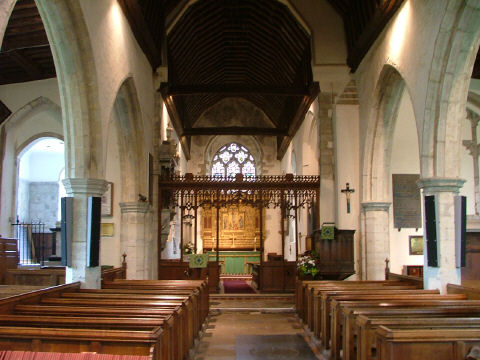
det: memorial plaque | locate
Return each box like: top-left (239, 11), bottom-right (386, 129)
top-left (392, 174), bottom-right (421, 228)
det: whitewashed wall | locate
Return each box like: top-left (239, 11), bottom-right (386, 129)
top-left (388, 90), bottom-right (423, 274)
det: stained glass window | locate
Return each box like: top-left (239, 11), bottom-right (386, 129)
top-left (211, 142), bottom-right (256, 179)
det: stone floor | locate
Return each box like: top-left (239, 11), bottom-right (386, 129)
top-left (193, 295), bottom-right (324, 360)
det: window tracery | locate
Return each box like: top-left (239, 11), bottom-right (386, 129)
top-left (211, 142), bottom-right (256, 178)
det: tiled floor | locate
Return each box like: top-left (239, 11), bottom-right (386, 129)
top-left (193, 295), bottom-right (323, 360)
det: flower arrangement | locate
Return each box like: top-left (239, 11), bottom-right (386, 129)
top-left (297, 252), bottom-right (320, 278)
top-left (183, 242), bottom-right (195, 255)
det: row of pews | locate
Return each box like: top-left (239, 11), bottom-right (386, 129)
top-left (296, 278), bottom-right (480, 360)
top-left (0, 279), bottom-right (209, 360)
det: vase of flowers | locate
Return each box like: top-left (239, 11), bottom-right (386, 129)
top-left (297, 252), bottom-right (320, 279)
top-left (183, 242), bottom-right (194, 261)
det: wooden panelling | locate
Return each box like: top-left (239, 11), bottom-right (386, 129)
top-left (0, 238), bottom-right (18, 284)
top-left (312, 229), bottom-right (355, 280)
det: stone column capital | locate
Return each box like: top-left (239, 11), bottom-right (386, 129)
top-left (361, 201), bottom-right (391, 212)
top-left (417, 178), bottom-right (466, 194)
top-left (119, 201), bottom-right (151, 214)
top-left (467, 108), bottom-right (480, 122)
top-left (62, 178), bottom-right (108, 197)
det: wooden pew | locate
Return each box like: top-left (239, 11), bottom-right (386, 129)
top-left (356, 315), bottom-right (480, 360)
top-left (38, 295), bottom-right (195, 355)
top-left (339, 306), bottom-right (480, 360)
top-left (0, 325), bottom-right (163, 359)
top-left (375, 326), bottom-right (480, 360)
top-left (15, 303), bottom-right (185, 360)
top-left (315, 289), bottom-right (440, 347)
top-left (0, 281), bottom-right (206, 360)
top-left (103, 279), bottom-right (209, 326)
top-left (308, 283), bottom-right (419, 331)
top-left (0, 314), bottom-right (173, 360)
top-left (299, 280), bottom-right (416, 326)
top-left (73, 288), bottom-right (204, 334)
top-left (332, 297), bottom-right (480, 360)
top-left (310, 286), bottom-right (430, 336)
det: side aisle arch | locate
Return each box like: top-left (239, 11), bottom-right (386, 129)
top-left (35, 0), bottom-right (103, 179)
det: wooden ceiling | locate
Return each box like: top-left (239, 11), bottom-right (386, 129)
top-left (160, 0), bottom-right (319, 158)
top-left (0, 0), bottom-right (479, 151)
top-left (0, 0), bottom-right (55, 85)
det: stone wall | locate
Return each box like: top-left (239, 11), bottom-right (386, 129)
top-left (29, 182), bottom-right (58, 228)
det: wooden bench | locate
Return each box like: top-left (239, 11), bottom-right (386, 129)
top-left (0, 314), bottom-right (173, 360)
top-left (103, 279), bottom-right (209, 325)
top-left (298, 280), bottom-right (416, 325)
top-left (315, 289), bottom-right (440, 347)
top-left (332, 297), bottom-right (480, 360)
top-left (356, 315), bottom-right (480, 360)
top-left (0, 280), bottom-right (208, 360)
top-left (375, 326), bottom-right (480, 360)
top-left (0, 325), bottom-right (163, 359)
top-left (306, 283), bottom-right (416, 330)
top-left (38, 295), bottom-right (195, 355)
top-left (74, 288), bottom-right (204, 334)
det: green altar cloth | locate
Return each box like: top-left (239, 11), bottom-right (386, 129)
top-left (207, 251), bottom-right (260, 274)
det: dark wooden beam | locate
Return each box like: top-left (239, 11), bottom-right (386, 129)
top-left (277, 82), bottom-right (320, 160)
top-left (1, 33), bottom-right (49, 51)
top-left (6, 49), bottom-right (43, 78)
top-left (347, 0), bottom-right (405, 72)
top-left (117, 0), bottom-right (162, 69)
top-left (472, 51), bottom-right (480, 79)
top-left (160, 86), bottom-right (191, 160)
top-left (160, 83), bottom-right (311, 97)
top-left (0, 100), bottom-right (11, 126)
top-left (183, 126), bottom-right (286, 137)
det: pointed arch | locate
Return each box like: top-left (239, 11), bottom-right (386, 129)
top-left (0, 96), bottom-right (63, 236)
top-left (35, 0), bottom-right (103, 179)
top-left (0, 0), bottom-right (16, 48)
top-left (421, 0), bottom-right (480, 178)
top-left (111, 76), bottom-right (146, 201)
top-left (362, 64), bottom-right (412, 201)
top-left (3, 97), bottom-right (61, 131)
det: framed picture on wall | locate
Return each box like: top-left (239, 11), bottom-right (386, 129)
top-left (101, 182), bottom-right (113, 217)
top-left (409, 235), bottom-right (424, 255)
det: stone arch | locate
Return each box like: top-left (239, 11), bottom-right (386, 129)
top-left (111, 76), bottom-right (146, 202)
top-left (16, 133), bottom-right (64, 159)
top-left (421, 0), bottom-right (480, 179)
top-left (204, 135), bottom-right (263, 176)
top-left (0, 0), bottom-right (16, 47)
top-left (0, 96), bottom-right (63, 236)
top-left (362, 64), bottom-right (410, 202)
top-left (35, 0), bottom-right (103, 179)
top-left (4, 97), bottom-right (61, 132)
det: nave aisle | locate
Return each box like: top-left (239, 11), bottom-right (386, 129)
top-left (193, 294), bottom-right (323, 360)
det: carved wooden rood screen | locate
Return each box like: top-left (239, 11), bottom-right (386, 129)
top-left (158, 173), bottom-right (320, 267)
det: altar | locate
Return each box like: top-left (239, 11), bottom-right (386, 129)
top-left (206, 251), bottom-right (260, 275)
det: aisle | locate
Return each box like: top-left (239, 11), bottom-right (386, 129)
top-left (193, 295), bottom-right (323, 360)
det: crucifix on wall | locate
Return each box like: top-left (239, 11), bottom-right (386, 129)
top-left (341, 182), bottom-right (355, 213)
top-left (463, 109), bottom-right (480, 215)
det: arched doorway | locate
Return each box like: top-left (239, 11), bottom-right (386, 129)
top-left (15, 137), bottom-right (64, 265)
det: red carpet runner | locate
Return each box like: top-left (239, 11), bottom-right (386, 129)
top-left (223, 280), bottom-right (256, 294)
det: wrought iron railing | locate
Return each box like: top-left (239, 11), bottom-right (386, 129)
top-left (11, 221), bottom-right (50, 266)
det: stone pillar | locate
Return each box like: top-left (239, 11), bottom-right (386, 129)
top-left (417, 178), bottom-right (465, 292)
top-left (62, 178), bottom-right (108, 289)
top-left (317, 94), bottom-right (336, 225)
top-left (119, 201), bottom-right (152, 280)
top-left (361, 202), bottom-right (391, 280)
